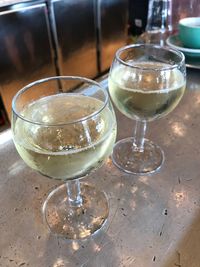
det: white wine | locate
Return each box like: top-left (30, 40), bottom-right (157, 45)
top-left (109, 62), bottom-right (186, 121)
top-left (13, 94), bottom-right (116, 180)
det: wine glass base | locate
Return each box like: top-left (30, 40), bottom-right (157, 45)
top-left (112, 137), bottom-right (164, 175)
top-left (42, 183), bottom-right (109, 239)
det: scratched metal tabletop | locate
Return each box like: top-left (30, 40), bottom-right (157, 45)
top-left (0, 68), bottom-right (200, 267)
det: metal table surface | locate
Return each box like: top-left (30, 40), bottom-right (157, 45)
top-left (0, 69), bottom-right (200, 267)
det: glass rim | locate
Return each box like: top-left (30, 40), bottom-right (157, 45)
top-left (12, 76), bottom-right (109, 126)
top-left (115, 44), bottom-right (185, 70)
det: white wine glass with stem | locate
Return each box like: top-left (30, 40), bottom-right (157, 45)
top-left (12, 76), bottom-right (117, 239)
top-left (108, 44), bottom-right (186, 175)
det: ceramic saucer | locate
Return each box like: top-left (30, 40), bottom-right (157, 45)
top-left (166, 34), bottom-right (200, 57)
top-left (185, 57), bottom-right (200, 70)
top-left (166, 34), bottom-right (200, 69)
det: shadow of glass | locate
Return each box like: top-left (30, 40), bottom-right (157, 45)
top-left (43, 229), bottom-right (120, 267)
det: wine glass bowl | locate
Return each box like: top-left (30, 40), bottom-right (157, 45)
top-left (108, 44), bottom-right (186, 175)
top-left (12, 76), bottom-right (117, 239)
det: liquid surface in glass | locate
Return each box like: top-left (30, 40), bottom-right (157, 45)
top-left (109, 61), bottom-right (185, 121)
top-left (13, 94), bottom-right (116, 180)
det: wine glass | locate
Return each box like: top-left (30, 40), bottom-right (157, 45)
top-left (108, 44), bottom-right (186, 175)
top-left (12, 76), bottom-right (117, 239)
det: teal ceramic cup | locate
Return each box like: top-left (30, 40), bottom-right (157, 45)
top-left (179, 17), bottom-right (200, 49)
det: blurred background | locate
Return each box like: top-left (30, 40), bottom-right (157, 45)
top-left (0, 0), bottom-right (199, 130)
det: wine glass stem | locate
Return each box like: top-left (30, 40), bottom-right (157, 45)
top-left (66, 179), bottom-right (83, 207)
top-left (133, 120), bottom-right (147, 152)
